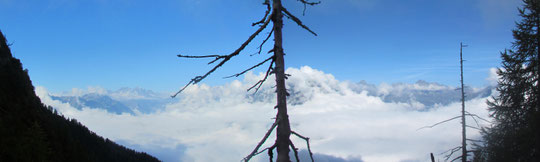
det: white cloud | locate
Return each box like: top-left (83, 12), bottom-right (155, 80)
top-left (36, 66), bottom-right (493, 162)
top-left (486, 67), bottom-right (500, 86)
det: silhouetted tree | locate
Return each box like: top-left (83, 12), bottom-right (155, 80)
top-left (172, 0), bottom-right (320, 161)
top-left (473, 0), bottom-right (539, 161)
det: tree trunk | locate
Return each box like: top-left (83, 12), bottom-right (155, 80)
top-left (460, 42), bottom-right (467, 162)
top-left (272, 0), bottom-right (291, 161)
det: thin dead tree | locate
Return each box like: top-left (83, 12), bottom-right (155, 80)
top-left (418, 43), bottom-right (491, 162)
top-left (171, 0), bottom-right (320, 161)
top-left (459, 42), bottom-right (467, 162)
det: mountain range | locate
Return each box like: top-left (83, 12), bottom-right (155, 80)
top-left (48, 80), bottom-right (494, 114)
top-left (50, 87), bottom-right (175, 115)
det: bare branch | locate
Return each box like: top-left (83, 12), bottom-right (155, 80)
top-left (255, 28), bottom-right (274, 55)
top-left (467, 112), bottom-right (481, 128)
top-left (464, 112), bottom-right (491, 123)
top-left (224, 56), bottom-right (274, 79)
top-left (247, 143), bottom-right (276, 161)
top-left (281, 7), bottom-right (318, 36)
top-left (177, 54), bottom-right (225, 59)
top-left (243, 117), bottom-right (280, 162)
top-left (247, 59), bottom-right (274, 93)
top-left (296, 0), bottom-right (321, 15)
top-left (440, 146), bottom-right (461, 155)
top-left (466, 125), bottom-right (481, 130)
top-left (440, 146), bottom-right (462, 162)
top-left (268, 145), bottom-right (275, 162)
top-left (253, 0), bottom-right (272, 26)
top-left (267, 48), bottom-right (275, 54)
top-left (171, 79), bottom-right (195, 98)
top-left (417, 116), bottom-right (461, 131)
top-left (177, 54), bottom-right (227, 65)
top-left (291, 131), bottom-right (314, 162)
top-left (207, 57), bottom-right (221, 65)
top-left (466, 138), bottom-right (483, 143)
top-left (172, 12), bottom-right (275, 98)
top-left (290, 140), bottom-right (300, 162)
top-left (298, 0), bottom-right (321, 5)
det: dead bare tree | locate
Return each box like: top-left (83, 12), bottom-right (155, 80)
top-left (171, 0), bottom-right (320, 161)
top-left (418, 43), bottom-right (491, 162)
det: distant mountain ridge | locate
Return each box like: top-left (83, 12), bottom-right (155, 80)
top-left (0, 30), bottom-right (159, 161)
top-left (246, 67), bottom-right (495, 109)
top-left (50, 87), bottom-right (174, 114)
top-left (349, 80), bottom-right (494, 109)
top-left (47, 80), bottom-right (494, 114)
top-left (51, 94), bottom-right (134, 114)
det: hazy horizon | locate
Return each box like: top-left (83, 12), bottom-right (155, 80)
top-left (35, 66), bottom-right (496, 162)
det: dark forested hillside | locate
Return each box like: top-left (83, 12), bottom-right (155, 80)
top-left (0, 30), bottom-right (159, 162)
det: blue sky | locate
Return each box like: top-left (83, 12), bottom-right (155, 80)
top-left (0, 0), bottom-right (521, 92)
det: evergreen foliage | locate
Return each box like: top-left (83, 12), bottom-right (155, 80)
top-left (474, 0), bottom-right (539, 161)
top-left (0, 30), bottom-right (159, 162)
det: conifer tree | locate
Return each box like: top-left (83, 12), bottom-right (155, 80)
top-left (475, 0), bottom-right (539, 161)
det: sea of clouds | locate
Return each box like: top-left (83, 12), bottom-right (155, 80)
top-left (35, 66), bottom-right (498, 162)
